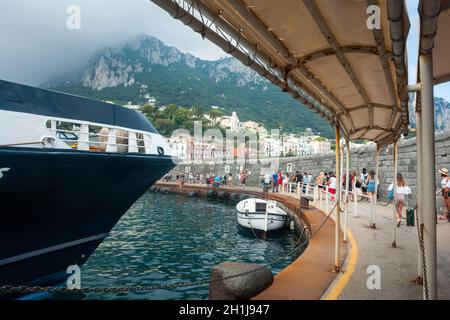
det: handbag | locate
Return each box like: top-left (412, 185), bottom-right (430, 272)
top-left (388, 189), bottom-right (394, 200)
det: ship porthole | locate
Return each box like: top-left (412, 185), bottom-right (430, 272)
top-left (157, 147), bottom-right (165, 155)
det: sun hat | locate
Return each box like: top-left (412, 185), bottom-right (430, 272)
top-left (439, 168), bottom-right (449, 176)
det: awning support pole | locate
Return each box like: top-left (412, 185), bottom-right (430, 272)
top-left (419, 53), bottom-right (437, 300)
top-left (391, 141), bottom-right (398, 248)
top-left (344, 139), bottom-right (350, 242)
top-left (415, 99), bottom-right (424, 284)
top-left (340, 141), bottom-right (345, 211)
top-left (371, 149), bottom-right (380, 228)
top-left (334, 126), bottom-right (341, 272)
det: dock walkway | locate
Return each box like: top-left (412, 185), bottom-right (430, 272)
top-left (321, 197), bottom-right (450, 300)
top-left (156, 182), bottom-right (346, 300)
top-left (155, 182), bottom-right (450, 300)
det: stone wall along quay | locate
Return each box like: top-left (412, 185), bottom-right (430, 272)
top-left (173, 130), bottom-right (450, 210)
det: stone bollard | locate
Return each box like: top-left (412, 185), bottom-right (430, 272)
top-left (300, 195), bottom-right (313, 209)
top-left (209, 262), bottom-right (273, 300)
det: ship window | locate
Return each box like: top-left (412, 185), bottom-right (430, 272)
top-left (255, 202), bottom-right (267, 213)
top-left (89, 125), bottom-right (108, 152)
top-left (116, 129), bottom-right (129, 153)
top-left (143, 134), bottom-right (152, 154)
top-left (48, 120), bottom-right (81, 149)
top-left (136, 133), bottom-right (145, 154)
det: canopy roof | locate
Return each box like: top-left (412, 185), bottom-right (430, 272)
top-left (418, 0), bottom-right (450, 85)
top-left (151, 0), bottom-right (410, 147)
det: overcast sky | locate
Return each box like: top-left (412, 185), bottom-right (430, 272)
top-left (0, 0), bottom-right (449, 100)
top-left (0, 0), bottom-right (225, 86)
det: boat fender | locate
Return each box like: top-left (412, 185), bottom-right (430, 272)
top-left (207, 190), bottom-right (217, 198)
top-left (229, 193), bottom-right (240, 202)
top-left (188, 191), bottom-right (198, 198)
top-left (217, 191), bottom-right (225, 199)
top-left (239, 194), bottom-right (251, 201)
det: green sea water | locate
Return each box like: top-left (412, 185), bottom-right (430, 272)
top-left (76, 192), bottom-right (303, 300)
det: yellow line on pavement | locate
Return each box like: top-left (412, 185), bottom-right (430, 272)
top-left (322, 228), bottom-right (358, 300)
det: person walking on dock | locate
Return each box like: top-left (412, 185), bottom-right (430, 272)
top-left (222, 173), bottom-right (228, 186)
top-left (343, 171), bottom-right (354, 200)
top-left (283, 172), bottom-right (290, 193)
top-left (439, 168), bottom-right (450, 221)
top-left (366, 170), bottom-right (376, 196)
top-left (277, 171), bottom-right (283, 192)
top-left (294, 171), bottom-right (302, 183)
top-left (359, 168), bottom-right (369, 200)
top-left (272, 171), bottom-right (279, 193)
top-left (328, 173), bottom-right (336, 201)
top-left (263, 172), bottom-right (271, 193)
top-left (315, 171), bottom-right (325, 188)
top-left (240, 171), bottom-right (247, 189)
top-left (302, 172), bottom-right (309, 193)
top-left (307, 172), bottom-right (313, 184)
top-left (388, 173), bottom-right (412, 227)
top-left (228, 172), bottom-right (233, 187)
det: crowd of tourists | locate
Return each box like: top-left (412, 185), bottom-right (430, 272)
top-left (161, 165), bottom-right (450, 225)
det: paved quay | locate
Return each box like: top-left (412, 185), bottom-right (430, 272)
top-left (155, 182), bottom-right (346, 300)
top-left (320, 198), bottom-right (450, 300)
top-left (155, 182), bottom-right (450, 300)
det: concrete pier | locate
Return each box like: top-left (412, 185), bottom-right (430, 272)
top-left (155, 181), bottom-right (450, 300)
top-left (156, 182), bottom-right (346, 300)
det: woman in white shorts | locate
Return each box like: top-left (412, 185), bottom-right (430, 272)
top-left (388, 173), bottom-right (411, 227)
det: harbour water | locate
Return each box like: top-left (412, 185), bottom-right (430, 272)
top-left (68, 192), bottom-right (302, 300)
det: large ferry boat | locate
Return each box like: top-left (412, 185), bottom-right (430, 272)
top-left (0, 79), bottom-right (176, 289)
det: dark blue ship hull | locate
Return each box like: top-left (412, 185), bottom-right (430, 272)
top-left (0, 147), bottom-right (174, 288)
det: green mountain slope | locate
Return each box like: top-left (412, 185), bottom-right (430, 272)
top-left (49, 34), bottom-right (334, 137)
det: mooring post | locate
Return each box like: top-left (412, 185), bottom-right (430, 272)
top-left (209, 262), bottom-right (273, 300)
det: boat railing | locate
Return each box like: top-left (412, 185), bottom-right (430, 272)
top-left (46, 119), bottom-right (152, 154)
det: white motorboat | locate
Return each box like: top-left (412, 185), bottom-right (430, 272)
top-left (236, 198), bottom-right (289, 232)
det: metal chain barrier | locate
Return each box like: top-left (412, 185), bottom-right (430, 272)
top-left (378, 198), bottom-right (393, 207)
top-left (415, 206), bottom-right (429, 300)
